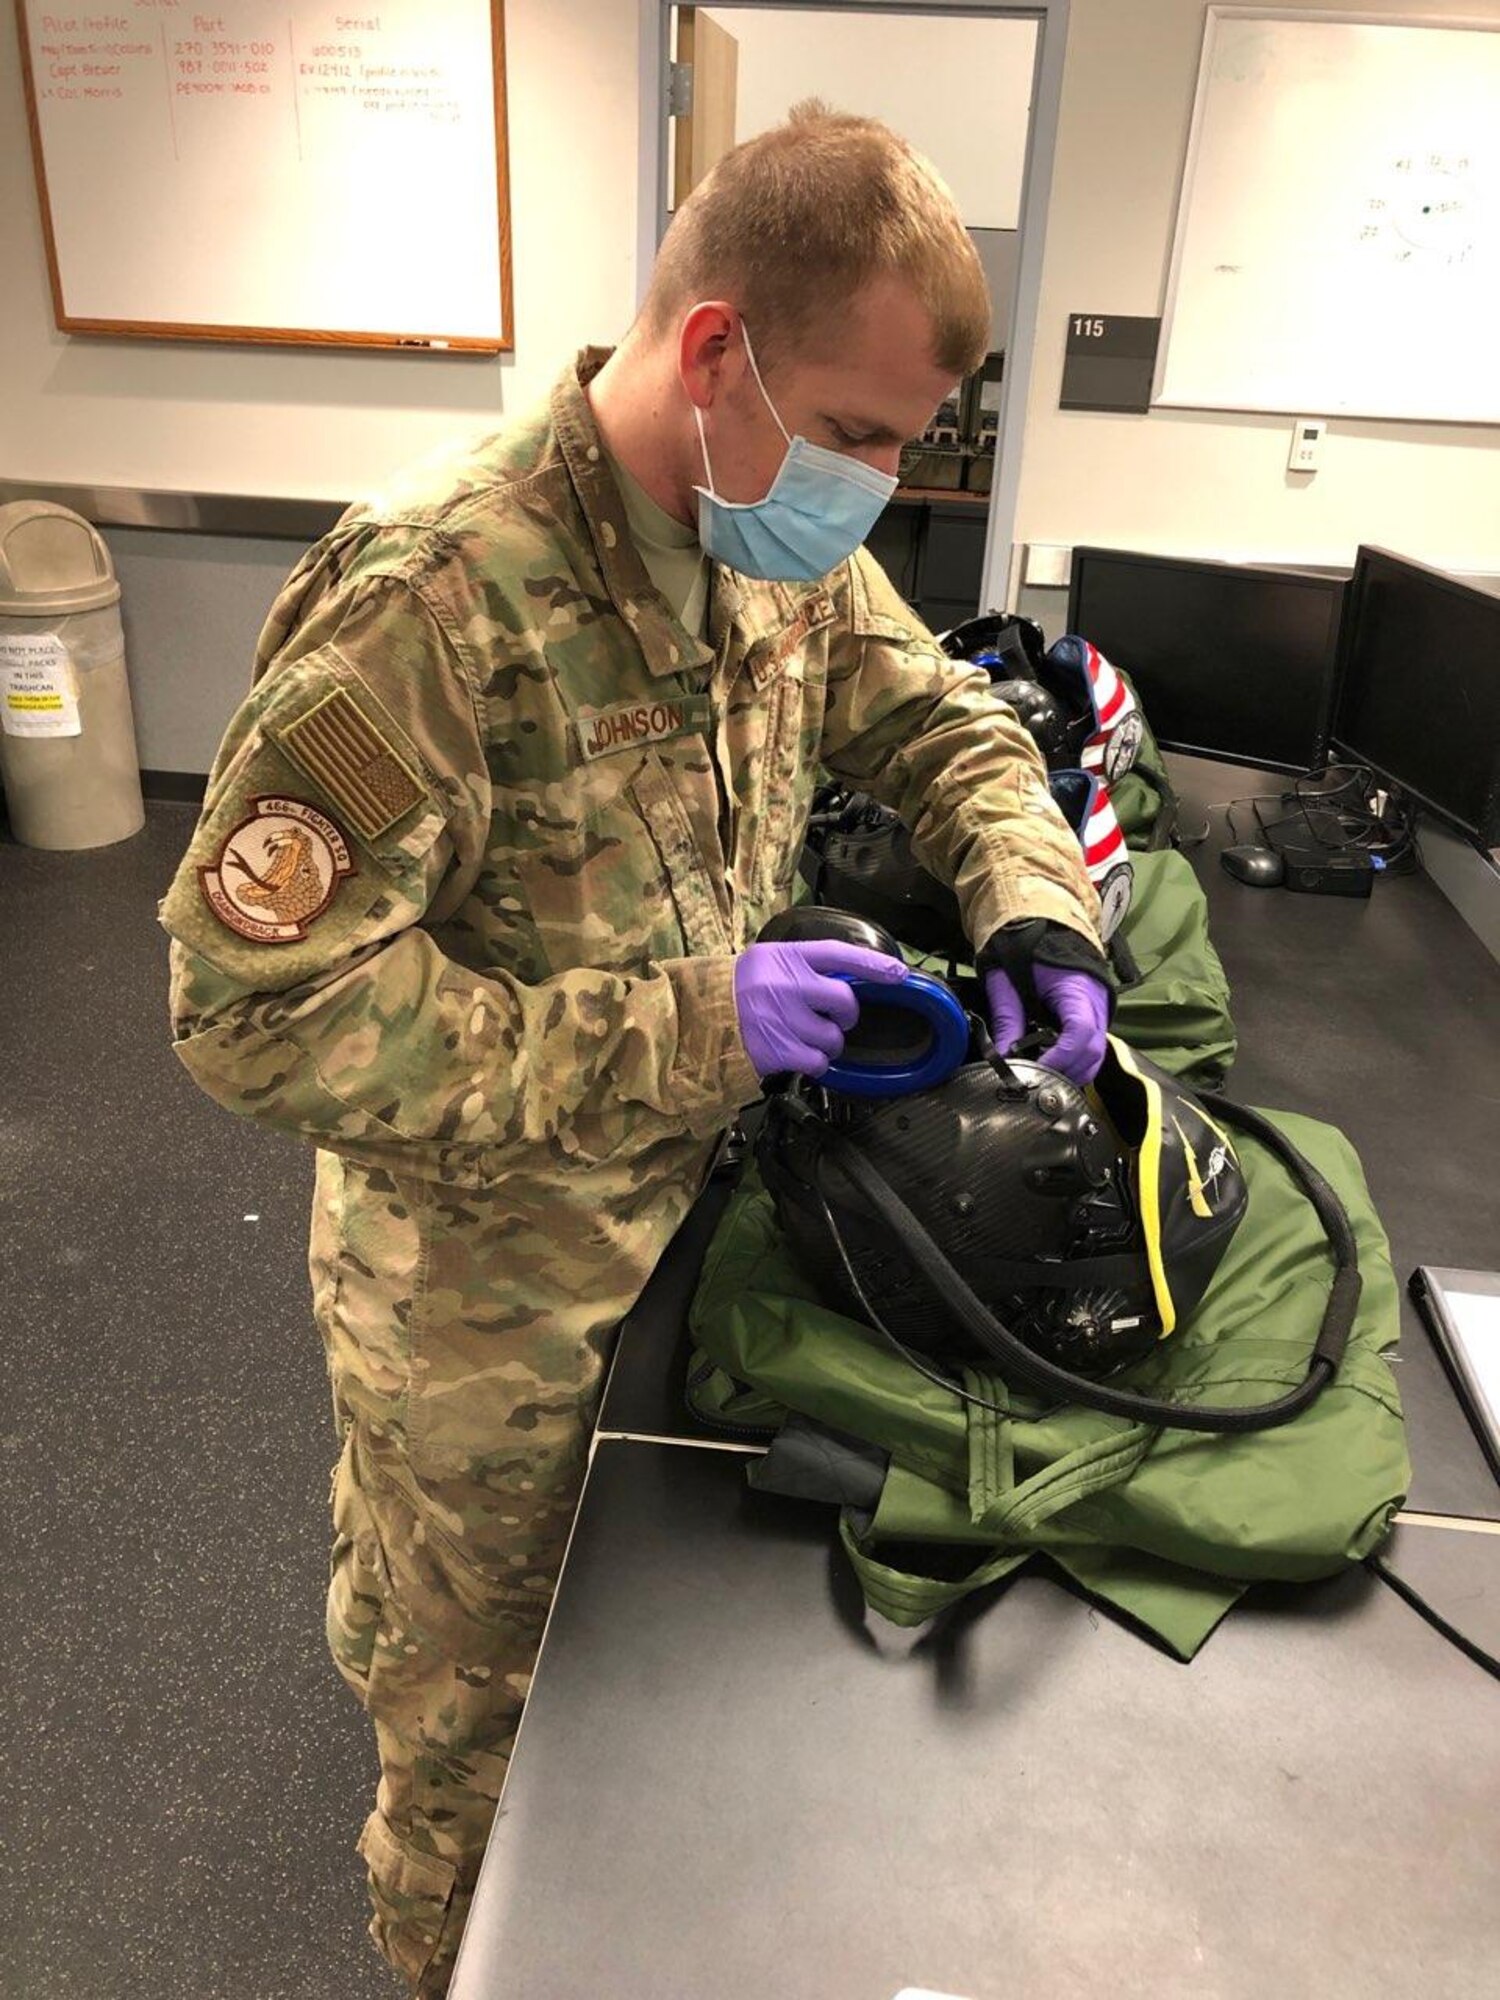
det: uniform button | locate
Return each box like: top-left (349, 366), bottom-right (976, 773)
top-left (586, 444), bottom-right (600, 462)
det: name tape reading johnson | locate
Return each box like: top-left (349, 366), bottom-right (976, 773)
top-left (574, 694), bottom-right (712, 763)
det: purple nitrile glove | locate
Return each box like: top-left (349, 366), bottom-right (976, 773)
top-left (983, 966), bottom-right (1027, 1061)
top-left (734, 940), bottom-right (909, 1080)
top-left (1033, 962), bottom-right (1111, 1084)
top-left (984, 963), bottom-right (1110, 1085)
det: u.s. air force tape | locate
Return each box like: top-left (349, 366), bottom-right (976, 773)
top-left (574, 693), bottom-right (712, 762)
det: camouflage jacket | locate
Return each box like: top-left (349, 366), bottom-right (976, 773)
top-left (161, 350), bottom-right (1100, 1194)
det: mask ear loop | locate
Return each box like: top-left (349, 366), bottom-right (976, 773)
top-left (693, 404), bottom-right (719, 498)
top-left (739, 321), bottom-right (793, 447)
top-left (691, 317), bottom-right (792, 504)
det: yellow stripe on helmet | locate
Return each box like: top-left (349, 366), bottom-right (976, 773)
top-left (1105, 1035), bottom-right (1175, 1338)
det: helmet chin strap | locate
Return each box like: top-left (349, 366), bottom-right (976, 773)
top-left (789, 1087), bottom-right (1359, 1434)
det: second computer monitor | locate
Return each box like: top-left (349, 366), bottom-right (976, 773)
top-left (1331, 547), bottom-right (1500, 854)
top-left (1066, 548), bottom-right (1347, 774)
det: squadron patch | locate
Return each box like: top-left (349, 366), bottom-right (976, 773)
top-left (200, 796), bottom-right (355, 943)
top-left (1101, 709), bottom-right (1144, 786)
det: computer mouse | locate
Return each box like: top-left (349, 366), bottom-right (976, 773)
top-left (1220, 843), bottom-right (1285, 887)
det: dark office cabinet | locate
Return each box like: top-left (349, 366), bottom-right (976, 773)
top-left (920, 501), bottom-right (988, 606)
top-left (864, 506), bottom-right (922, 602)
top-left (865, 495), bottom-right (989, 635)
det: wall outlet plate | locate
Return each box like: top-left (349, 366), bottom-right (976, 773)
top-left (1024, 541), bottom-right (1072, 588)
top-left (1288, 418), bottom-right (1326, 472)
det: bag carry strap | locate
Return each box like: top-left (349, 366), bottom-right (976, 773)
top-left (963, 1368), bottom-right (1155, 1536)
top-left (838, 1507), bottom-right (1030, 1627)
top-left (809, 1091), bottom-right (1361, 1436)
top-left (1109, 931), bottom-right (1143, 988)
top-left (1139, 761), bottom-right (1180, 851)
top-left (979, 1421), bottom-right (1158, 1539)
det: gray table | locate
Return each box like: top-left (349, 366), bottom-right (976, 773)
top-left (600, 755), bottom-right (1500, 1519)
top-left (459, 756), bottom-right (1500, 1999)
top-left (452, 1442), bottom-right (1500, 2000)
top-left (1173, 757), bottom-right (1500, 1519)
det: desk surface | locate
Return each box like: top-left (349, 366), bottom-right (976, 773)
top-left (601, 755), bottom-right (1500, 1520)
top-left (890, 485), bottom-right (992, 508)
top-left (452, 1441), bottom-right (1500, 2000)
top-left (1174, 757), bottom-right (1500, 1518)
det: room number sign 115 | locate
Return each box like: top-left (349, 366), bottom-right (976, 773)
top-left (1060, 313), bottom-right (1162, 412)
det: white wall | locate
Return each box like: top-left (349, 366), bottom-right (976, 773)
top-left (701, 7), bottom-right (1035, 230)
top-left (0, 0), bottom-right (641, 501)
top-left (1011, 0), bottom-right (1500, 580)
top-left (7, 0), bottom-right (1498, 572)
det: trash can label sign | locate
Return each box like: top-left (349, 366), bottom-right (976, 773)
top-left (0, 635), bottom-right (81, 739)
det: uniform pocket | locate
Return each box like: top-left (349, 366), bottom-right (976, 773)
top-left (628, 753), bottom-right (733, 955)
top-left (514, 748), bottom-right (729, 971)
top-left (315, 1161), bottom-right (424, 1441)
top-left (740, 666), bottom-right (821, 915)
top-left (513, 751), bottom-right (683, 974)
top-left (358, 1808), bottom-right (459, 1986)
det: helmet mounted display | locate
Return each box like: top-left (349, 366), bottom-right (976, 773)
top-left (759, 1034), bottom-right (1248, 1380)
top-left (751, 911), bottom-right (1357, 1434)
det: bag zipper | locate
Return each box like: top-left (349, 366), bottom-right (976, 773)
top-left (684, 1354), bottom-right (780, 1440)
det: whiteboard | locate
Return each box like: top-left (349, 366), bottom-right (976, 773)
top-left (17, 0), bottom-right (513, 351)
top-left (1155, 9), bottom-right (1500, 422)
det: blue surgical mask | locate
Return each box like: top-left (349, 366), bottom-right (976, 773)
top-left (692, 325), bottom-right (899, 583)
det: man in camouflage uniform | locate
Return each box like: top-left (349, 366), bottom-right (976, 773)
top-left (160, 105), bottom-right (1108, 1994)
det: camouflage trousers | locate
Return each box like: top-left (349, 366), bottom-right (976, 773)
top-left (325, 1382), bottom-right (602, 1995)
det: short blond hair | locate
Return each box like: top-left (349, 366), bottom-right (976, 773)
top-left (645, 101), bottom-right (990, 376)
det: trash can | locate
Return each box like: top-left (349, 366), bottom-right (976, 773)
top-left (0, 500), bottom-right (145, 850)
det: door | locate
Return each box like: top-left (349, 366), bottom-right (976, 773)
top-left (672, 8), bottom-right (740, 209)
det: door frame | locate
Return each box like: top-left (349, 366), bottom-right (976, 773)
top-left (636, 0), bottom-right (1069, 612)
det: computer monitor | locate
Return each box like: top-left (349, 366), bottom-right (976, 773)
top-left (1066, 548), bottom-right (1348, 774)
top-left (1331, 547), bottom-right (1500, 854)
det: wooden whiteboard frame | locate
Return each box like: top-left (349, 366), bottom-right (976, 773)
top-left (14, 0), bottom-right (514, 353)
top-left (1153, 6), bottom-right (1500, 422)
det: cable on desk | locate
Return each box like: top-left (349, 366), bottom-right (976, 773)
top-left (1194, 791), bottom-right (1285, 847)
top-left (1365, 1553), bottom-right (1500, 1681)
top-left (1199, 771), bottom-right (1419, 874)
top-left (1297, 765), bottom-right (1420, 873)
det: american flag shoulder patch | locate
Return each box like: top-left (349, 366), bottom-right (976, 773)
top-left (274, 689), bottom-right (426, 842)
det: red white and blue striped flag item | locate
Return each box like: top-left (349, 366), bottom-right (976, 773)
top-left (1050, 767), bottom-right (1133, 940)
top-left (1048, 636), bottom-right (1145, 785)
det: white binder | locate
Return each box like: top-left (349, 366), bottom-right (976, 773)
top-left (1410, 1266), bottom-right (1500, 1486)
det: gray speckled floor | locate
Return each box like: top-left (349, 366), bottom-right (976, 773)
top-left (1, 806), bottom-right (405, 1997)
